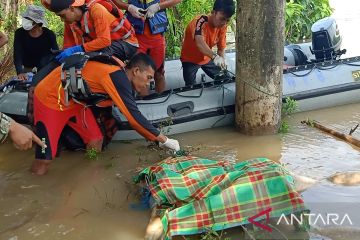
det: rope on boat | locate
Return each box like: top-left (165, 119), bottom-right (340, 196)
top-left (136, 89), bottom-right (174, 105)
top-left (287, 56), bottom-right (360, 75)
top-left (211, 80), bottom-right (228, 127)
top-left (224, 70), bottom-right (280, 98)
top-left (289, 65), bottom-right (316, 77)
top-left (174, 84), bottom-right (205, 98)
top-left (343, 62), bottom-right (360, 67)
top-left (316, 64), bottom-right (339, 70)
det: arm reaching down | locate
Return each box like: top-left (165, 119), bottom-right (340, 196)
top-left (101, 70), bottom-right (180, 150)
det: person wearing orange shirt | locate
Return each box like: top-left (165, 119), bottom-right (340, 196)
top-left (180, 0), bottom-right (235, 86)
top-left (42, 0), bottom-right (138, 62)
top-left (113, 0), bottom-right (181, 93)
top-left (31, 53), bottom-right (180, 175)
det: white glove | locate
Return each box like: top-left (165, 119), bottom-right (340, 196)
top-left (213, 54), bottom-right (227, 69)
top-left (145, 3), bottom-right (160, 18)
top-left (128, 4), bottom-right (145, 18)
top-left (159, 137), bottom-right (180, 152)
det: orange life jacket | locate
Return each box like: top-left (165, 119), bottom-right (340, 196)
top-left (71, 0), bottom-right (135, 44)
top-left (41, 0), bottom-right (136, 45)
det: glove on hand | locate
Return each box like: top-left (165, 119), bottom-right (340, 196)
top-left (159, 137), bottom-right (180, 152)
top-left (213, 54), bottom-right (227, 69)
top-left (146, 3), bottom-right (160, 18)
top-left (55, 45), bottom-right (84, 63)
top-left (128, 4), bottom-right (146, 18)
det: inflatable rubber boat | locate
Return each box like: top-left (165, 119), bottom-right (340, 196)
top-left (1, 17), bottom-right (360, 140)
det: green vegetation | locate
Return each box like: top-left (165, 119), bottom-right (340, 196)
top-left (85, 147), bottom-right (100, 161)
top-left (199, 228), bottom-right (230, 240)
top-left (34, 0), bottom-right (64, 46)
top-left (285, 0), bottom-right (333, 43)
top-left (0, 0), bottom-right (332, 59)
top-left (158, 117), bottom-right (173, 135)
top-left (279, 97), bottom-right (298, 134)
top-left (166, 0), bottom-right (333, 57)
top-left (282, 97), bottom-right (298, 116)
top-left (182, 227), bottom-right (231, 240)
top-left (165, 0), bottom-right (215, 57)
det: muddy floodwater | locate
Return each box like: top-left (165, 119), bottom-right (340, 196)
top-left (1, 102), bottom-right (360, 240)
top-left (1, 0), bottom-right (360, 239)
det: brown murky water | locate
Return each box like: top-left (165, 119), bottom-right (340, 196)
top-left (0, 126), bottom-right (283, 240)
top-left (2, 103), bottom-right (360, 240)
top-left (2, 0), bottom-right (360, 238)
top-left (283, 104), bottom-right (360, 240)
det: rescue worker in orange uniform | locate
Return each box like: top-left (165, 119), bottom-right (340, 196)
top-left (113, 0), bottom-right (181, 93)
top-left (31, 53), bottom-right (180, 175)
top-left (180, 0), bottom-right (235, 86)
top-left (42, 0), bottom-right (139, 62)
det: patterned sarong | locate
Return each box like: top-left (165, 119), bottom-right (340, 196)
top-left (136, 156), bottom-right (308, 238)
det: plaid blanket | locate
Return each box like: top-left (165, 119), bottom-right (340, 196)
top-left (137, 156), bottom-right (307, 238)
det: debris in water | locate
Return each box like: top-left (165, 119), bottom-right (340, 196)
top-left (21, 185), bottom-right (39, 189)
top-left (328, 171), bottom-right (360, 186)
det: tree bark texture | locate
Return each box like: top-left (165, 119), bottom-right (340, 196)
top-left (0, 0), bottom-right (27, 32)
top-left (235, 0), bottom-right (285, 135)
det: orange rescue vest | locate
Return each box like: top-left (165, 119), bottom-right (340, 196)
top-left (70, 0), bottom-right (136, 45)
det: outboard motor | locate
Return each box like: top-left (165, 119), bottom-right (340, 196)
top-left (311, 17), bottom-right (345, 61)
top-left (284, 45), bottom-right (309, 66)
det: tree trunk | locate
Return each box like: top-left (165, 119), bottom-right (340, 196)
top-left (235, 0), bottom-right (285, 135)
top-left (0, 0), bottom-right (25, 32)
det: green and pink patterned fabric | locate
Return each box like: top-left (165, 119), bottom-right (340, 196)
top-left (136, 156), bottom-right (308, 238)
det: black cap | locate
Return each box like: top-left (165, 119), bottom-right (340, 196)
top-left (50, 0), bottom-right (75, 12)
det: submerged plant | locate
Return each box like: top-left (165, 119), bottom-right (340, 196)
top-left (279, 97), bottom-right (298, 134)
top-left (85, 147), bottom-right (100, 161)
top-left (158, 117), bottom-right (173, 135)
top-left (279, 121), bottom-right (290, 134)
top-left (282, 97), bottom-right (298, 116)
top-left (199, 228), bottom-right (230, 240)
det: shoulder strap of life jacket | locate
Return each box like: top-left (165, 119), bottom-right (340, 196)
top-left (86, 0), bottom-right (120, 17)
top-left (82, 0), bottom-right (131, 40)
top-left (60, 52), bottom-right (124, 106)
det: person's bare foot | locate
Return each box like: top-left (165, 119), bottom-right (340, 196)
top-left (145, 217), bottom-right (163, 240)
top-left (30, 160), bottom-right (50, 175)
top-left (145, 207), bottom-right (164, 240)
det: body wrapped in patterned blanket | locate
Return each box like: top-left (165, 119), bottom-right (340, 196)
top-left (134, 156), bottom-right (315, 240)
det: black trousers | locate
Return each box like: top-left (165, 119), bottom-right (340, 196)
top-left (182, 60), bottom-right (221, 86)
top-left (22, 53), bottom-right (54, 73)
